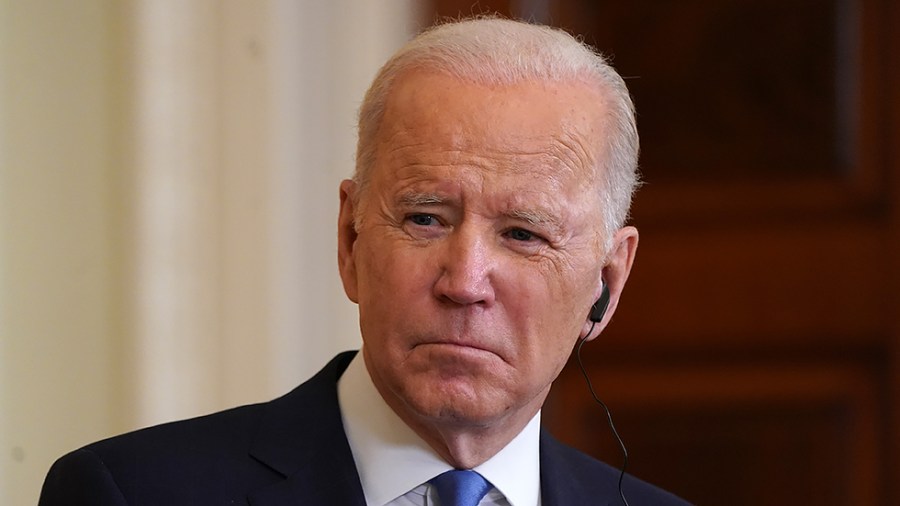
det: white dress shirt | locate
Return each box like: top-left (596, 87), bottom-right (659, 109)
top-left (337, 351), bottom-right (542, 506)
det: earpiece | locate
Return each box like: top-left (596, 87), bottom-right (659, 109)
top-left (589, 283), bottom-right (611, 323)
top-left (579, 281), bottom-right (629, 505)
top-left (580, 281), bottom-right (630, 505)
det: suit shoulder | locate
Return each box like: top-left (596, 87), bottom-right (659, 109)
top-left (40, 353), bottom-right (358, 505)
top-left (541, 432), bottom-right (692, 505)
top-left (85, 401), bottom-right (267, 460)
top-left (41, 402), bottom-right (280, 504)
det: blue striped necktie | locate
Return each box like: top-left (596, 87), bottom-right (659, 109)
top-left (429, 470), bottom-right (492, 506)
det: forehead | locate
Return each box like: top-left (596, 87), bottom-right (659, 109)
top-left (373, 71), bottom-right (608, 187)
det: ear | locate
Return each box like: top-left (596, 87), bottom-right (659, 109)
top-left (580, 225), bottom-right (639, 340)
top-left (337, 179), bottom-right (360, 303)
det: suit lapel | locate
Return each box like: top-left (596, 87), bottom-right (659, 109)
top-left (247, 352), bottom-right (367, 506)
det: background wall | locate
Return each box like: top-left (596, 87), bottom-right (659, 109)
top-left (0, 1), bottom-right (421, 504)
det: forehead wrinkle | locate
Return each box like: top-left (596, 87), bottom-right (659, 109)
top-left (386, 123), bottom-right (574, 172)
top-left (382, 122), bottom-right (584, 183)
top-left (547, 131), bottom-right (595, 181)
top-left (381, 134), bottom-right (471, 172)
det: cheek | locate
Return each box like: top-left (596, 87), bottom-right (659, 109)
top-left (504, 262), bottom-right (597, 367)
top-left (521, 260), bottom-right (595, 324)
top-left (355, 240), bottom-right (437, 335)
top-left (358, 240), bottom-right (432, 295)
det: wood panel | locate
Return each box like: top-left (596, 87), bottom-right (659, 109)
top-left (564, 0), bottom-right (849, 180)
top-left (884, 1), bottom-right (900, 504)
top-left (545, 361), bottom-right (883, 505)
top-left (609, 220), bottom-right (890, 349)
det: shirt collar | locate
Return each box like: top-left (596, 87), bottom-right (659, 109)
top-left (338, 350), bottom-right (542, 506)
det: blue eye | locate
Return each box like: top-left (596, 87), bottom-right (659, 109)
top-left (507, 228), bottom-right (535, 242)
top-left (407, 214), bottom-right (436, 226)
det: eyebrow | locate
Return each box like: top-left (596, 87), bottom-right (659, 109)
top-left (396, 192), bottom-right (446, 207)
top-left (506, 208), bottom-right (553, 224)
top-left (506, 208), bottom-right (564, 234)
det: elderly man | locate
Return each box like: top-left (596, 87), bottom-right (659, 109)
top-left (40, 18), bottom-right (689, 506)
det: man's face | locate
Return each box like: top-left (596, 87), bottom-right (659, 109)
top-left (338, 71), bottom-right (637, 432)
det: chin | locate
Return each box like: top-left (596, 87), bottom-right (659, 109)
top-left (421, 402), bottom-right (504, 428)
top-left (401, 378), bottom-right (512, 426)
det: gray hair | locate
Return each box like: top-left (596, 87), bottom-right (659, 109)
top-left (354, 17), bottom-right (639, 242)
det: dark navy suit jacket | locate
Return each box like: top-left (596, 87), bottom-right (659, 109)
top-left (39, 351), bottom-right (690, 505)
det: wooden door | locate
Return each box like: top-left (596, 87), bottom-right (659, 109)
top-left (430, 1), bottom-right (900, 504)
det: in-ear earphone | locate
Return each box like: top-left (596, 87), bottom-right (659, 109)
top-left (589, 283), bottom-right (611, 323)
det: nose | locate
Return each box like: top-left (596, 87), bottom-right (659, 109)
top-left (433, 225), bottom-right (496, 307)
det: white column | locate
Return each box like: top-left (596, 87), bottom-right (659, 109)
top-left (129, 0), bottom-right (226, 426)
top-left (128, 0), bottom-right (424, 420)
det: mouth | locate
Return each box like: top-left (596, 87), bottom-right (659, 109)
top-left (430, 340), bottom-right (487, 351)
top-left (415, 339), bottom-right (502, 361)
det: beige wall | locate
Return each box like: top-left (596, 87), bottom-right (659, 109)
top-left (0, 1), bottom-right (420, 504)
top-left (0, 2), bottom-right (125, 504)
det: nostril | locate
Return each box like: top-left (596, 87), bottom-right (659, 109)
top-left (433, 262), bottom-right (495, 307)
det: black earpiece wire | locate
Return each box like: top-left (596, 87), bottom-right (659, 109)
top-left (576, 322), bottom-right (630, 506)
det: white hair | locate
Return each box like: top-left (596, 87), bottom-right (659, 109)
top-left (354, 17), bottom-right (640, 242)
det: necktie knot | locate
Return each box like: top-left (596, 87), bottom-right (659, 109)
top-left (429, 469), bottom-right (492, 506)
